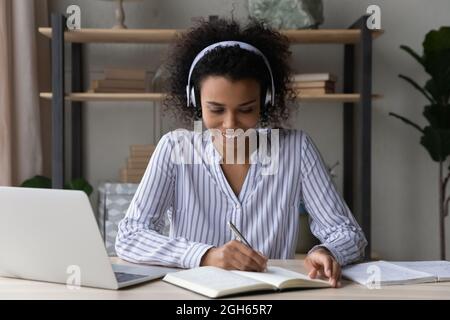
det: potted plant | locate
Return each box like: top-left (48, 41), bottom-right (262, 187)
top-left (389, 26), bottom-right (450, 260)
top-left (20, 175), bottom-right (93, 196)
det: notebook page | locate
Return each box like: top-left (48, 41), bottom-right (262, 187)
top-left (232, 266), bottom-right (329, 288)
top-left (162, 266), bottom-right (273, 298)
top-left (342, 260), bottom-right (436, 287)
top-left (390, 261), bottom-right (450, 281)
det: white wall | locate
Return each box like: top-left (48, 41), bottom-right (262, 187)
top-left (48, 0), bottom-right (450, 260)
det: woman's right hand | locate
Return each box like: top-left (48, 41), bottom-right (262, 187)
top-left (200, 240), bottom-right (268, 272)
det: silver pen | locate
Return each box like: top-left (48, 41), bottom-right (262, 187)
top-left (227, 220), bottom-right (253, 249)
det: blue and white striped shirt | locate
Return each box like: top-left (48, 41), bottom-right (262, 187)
top-left (116, 128), bottom-right (367, 269)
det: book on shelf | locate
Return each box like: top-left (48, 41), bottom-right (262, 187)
top-left (130, 150), bottom-right (154, 158)
top-left (130, 144), bottom-right (156, 153)
top-left (290, 80), bottom-right (335, 89)
top-left (91, 88), bottom-right (146, 93)
top-left (127, 157), bottom-right (150, 169)
top-left (89, 67), bottom-right (148, 93)
top-left (91, 80), bottom-right (146, 93)
top-left (128, 154), bottom-right (151, 161)
top-left (342, 260), bottom-right (450, 287)
top-left (293, 87), bottom-right (335, 94)
top-left (121, 167), bottom-right (146, 177)
top-left (104, 67), bottom-right (146, 81)
top-left (162, 266), bottom-right (330, 298)
top-left (119, 168), bottom-right (143, 183)
top-left (290, 73), bottom-right (337, 82)
top-left (119, 144), bottom-right (155, 183)
top-left (92, 79), bottom-right (146, 89)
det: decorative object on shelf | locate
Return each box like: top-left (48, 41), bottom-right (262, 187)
top-left (100, 0), bottom-right (142, 29)
top-left (97, 182), bottom-right (170, 255)
top-left (289, 73), bottom-right (337, 95)
top-left (89, 67), bottom-right (147, 93)
top-left (248, 0), bottom-right (324, 29)
top-left (20, 175), bottom-right (93, 196)
top-left (389, 26), bottom-right (450, 260)
top-left (119, 144), bottom-right (155, 183)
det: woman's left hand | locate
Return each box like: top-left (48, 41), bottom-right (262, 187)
top-left (304, 247), bottom-right (341, 288)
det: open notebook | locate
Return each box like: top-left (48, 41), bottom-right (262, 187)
top-left (163, 266), bottom-right (330, 298)
top-left (342, 260), bottom-right (450, 287)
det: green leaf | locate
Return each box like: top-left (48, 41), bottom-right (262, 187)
top-left (423, 50), bottom-right (450, 103)
top-left (422, 27), bottom-right (450, 103)
top-left (420, 126), bottom-right (450, 162)
top-left (400, 45), bottom-right (425, 67)
top-left (389, 112), bottom-right (424, 133)
top-left (400, 27), bottom-right (450, 106)
top-left (423, 104), bottom-right (450, 129)
top-left (424, 79), bottom-right (441, 105)
top-left (423, 27), bottom-right (450, 56)
top-left (398, 74), bottom-right (436, 104)
top-left (64, 178), bottom-right (93, 196)
top-left (20, 175), bottom-right (93, 198)
top-left (20, 175), bottom-right (52, 188)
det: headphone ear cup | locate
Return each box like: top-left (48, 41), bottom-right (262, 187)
top-left (265, 88), bottom-right (272, 107)
top-left (190, 86), bottom-right (197, 108)
top-left (186, 85), bottom-right (190, 106)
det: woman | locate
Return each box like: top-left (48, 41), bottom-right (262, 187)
top-left (116, 18), bottom-right (367, 288)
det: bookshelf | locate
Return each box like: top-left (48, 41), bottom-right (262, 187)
top-left (39, 14), bottom-right (381, 259)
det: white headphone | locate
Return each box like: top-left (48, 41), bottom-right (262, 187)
top-left (186, 40), bottom-right (275, 109)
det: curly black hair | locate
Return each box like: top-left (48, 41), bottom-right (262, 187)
top-left (162, 18), bottom-right (296, 129)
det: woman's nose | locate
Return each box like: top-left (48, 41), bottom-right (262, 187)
top-left (223, 112), bottom-right (237, 129)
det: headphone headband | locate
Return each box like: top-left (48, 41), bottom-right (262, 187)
top-left (186, 40), bottom-right (275, 107)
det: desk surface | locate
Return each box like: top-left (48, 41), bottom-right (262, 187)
top-left (1, 257), bottom-right (449, 300)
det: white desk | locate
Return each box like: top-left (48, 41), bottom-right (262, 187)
top-left (1, 258), bottom-right (449, 299)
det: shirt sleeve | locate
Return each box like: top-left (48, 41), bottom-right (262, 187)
top-left (115, 132), bottom-right (214, 269)
top-left (300, 131), bottom-right (368, 266)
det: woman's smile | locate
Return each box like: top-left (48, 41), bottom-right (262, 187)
top-left (222, 130), bottom-right (245, 140)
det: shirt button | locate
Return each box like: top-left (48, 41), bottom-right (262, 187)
top-left (235, 204), bottom-right (241, 209)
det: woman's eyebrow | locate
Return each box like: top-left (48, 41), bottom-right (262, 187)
top-left (206, 99), bottom-right (257, 107)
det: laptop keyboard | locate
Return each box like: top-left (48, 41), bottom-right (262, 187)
top-left (114, 272), bottom-right (147, 283)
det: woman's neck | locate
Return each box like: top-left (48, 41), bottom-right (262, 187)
top-left (212, 135), bottom-right (259, 165)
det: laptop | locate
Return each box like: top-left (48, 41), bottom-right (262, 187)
top-left (0, 186), bottom-right (179, 289)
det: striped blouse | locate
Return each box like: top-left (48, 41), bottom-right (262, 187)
top-left (115, 128), bottom-right (367, 269)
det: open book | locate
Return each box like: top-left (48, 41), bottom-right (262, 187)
top-left (342, 260), bottom-right (450, 287)
top-left (163, 266), bottom-right (330, 298)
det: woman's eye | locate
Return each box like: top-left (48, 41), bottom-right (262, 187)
top-left (208, 108), bottom-right (252, 114)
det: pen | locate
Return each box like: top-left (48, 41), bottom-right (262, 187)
top-left (228, 220), bottom-right (268, 273)
top-left (227, 220), bottom-right (253, 249)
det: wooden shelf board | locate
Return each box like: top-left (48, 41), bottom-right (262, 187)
top-left (283, 29), bottom-right (383, 43)
top-left (38, 28), bottom-right (383, 44)
top-left (38, 28), bottom-right (180, 43)
top-left (40, 92), bottom-right (381, 103)
top-left (298, 93), bottom-right (382, 102)
top-left (39, 92), bottom-right (164, 102)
